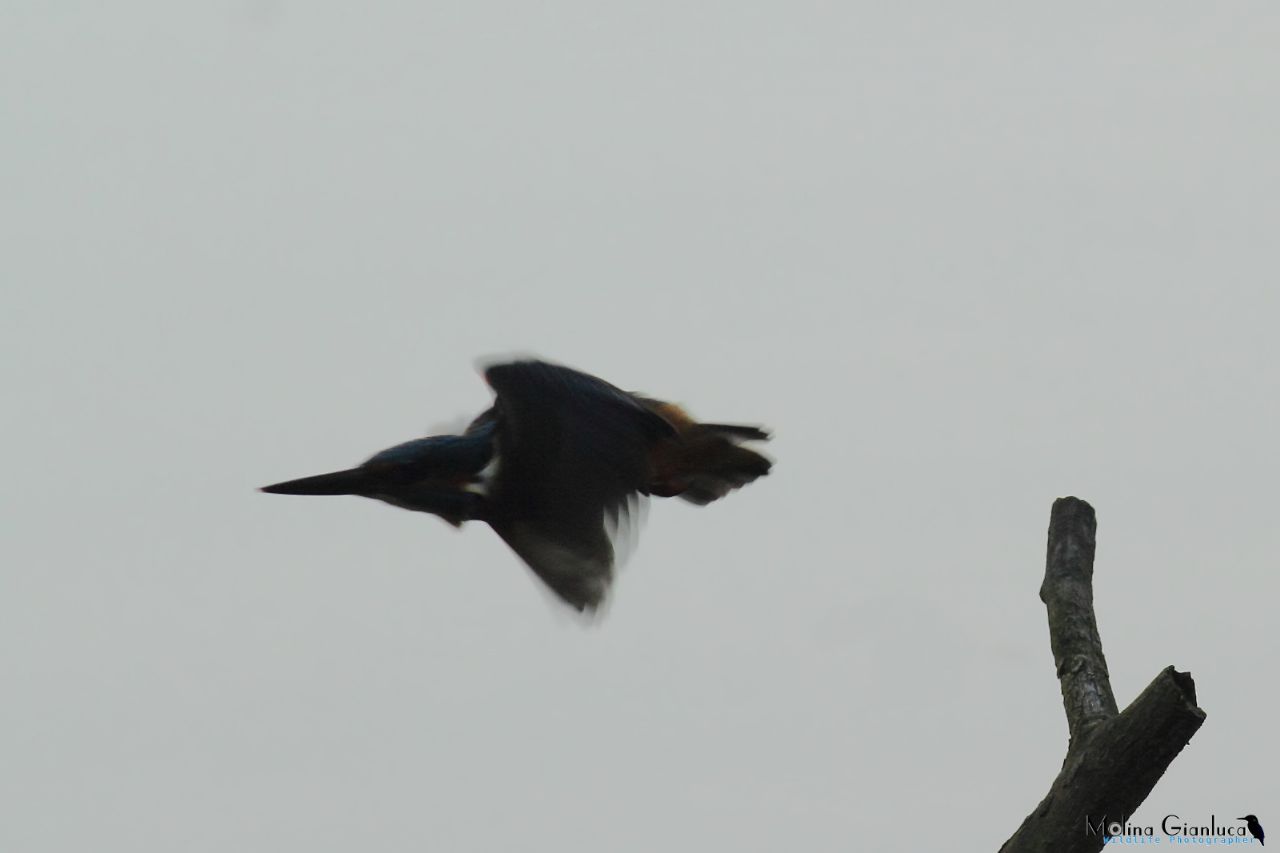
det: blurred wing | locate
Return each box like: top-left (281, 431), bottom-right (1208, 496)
top-left (484, 360), bottom-right (674, 608)
top-left (490, 520), bottom-right (614, 611)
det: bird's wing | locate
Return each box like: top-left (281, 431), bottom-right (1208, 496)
top-left (483, 360), bottom-right (675, 609)
top-left (489, 519), bottom-right (614, 611)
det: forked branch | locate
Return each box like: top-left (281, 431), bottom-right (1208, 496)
top-left (998, 498), bottom-right (1206, 853)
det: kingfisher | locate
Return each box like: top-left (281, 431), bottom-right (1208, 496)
top-left (261, 359), bottom-right (771, 610)
top-left (1239, 816), bottom-right (1264, 846)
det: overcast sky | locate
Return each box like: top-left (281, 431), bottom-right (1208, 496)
top-left (4, 3), bottom-right (1278, 851)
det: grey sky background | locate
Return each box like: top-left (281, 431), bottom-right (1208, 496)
top-left (4, 3), bottom-right (1278, 850)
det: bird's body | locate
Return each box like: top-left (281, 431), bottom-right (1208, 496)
top-left (261, 359), bottom-right (771, 610)
top-left (1240, 816), bottom-right (1264, 846)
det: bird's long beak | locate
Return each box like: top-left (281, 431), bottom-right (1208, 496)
top-left (260, 468), bottom-right (369, 496)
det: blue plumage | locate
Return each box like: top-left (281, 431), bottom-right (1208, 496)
top-left (364, 428), bottom-right (494, 474)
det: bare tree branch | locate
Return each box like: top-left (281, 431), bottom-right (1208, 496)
top-left (999, 497), bottom-right (1207, 853)
top-left (1040, 496), bottom-right (1117, 743)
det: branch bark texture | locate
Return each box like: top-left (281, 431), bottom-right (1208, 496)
top-left (999, 497), bottom-right (1206, 853)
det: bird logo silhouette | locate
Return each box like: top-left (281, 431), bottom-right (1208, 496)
top-left (1239, 815), bottom-right (1264, 846)
top-left (261, 359), bottom-right (771, 611)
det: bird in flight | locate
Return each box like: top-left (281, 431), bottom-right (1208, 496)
top-left (261, 359), bottom-right (771, 611)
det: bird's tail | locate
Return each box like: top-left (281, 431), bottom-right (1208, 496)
top-left (652, 423), bottom-right (772, 505)
top-left (694, 423), bottom-right (771, 442)
top-left (260, 468), bottom-right (370, 496)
